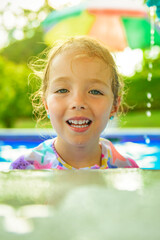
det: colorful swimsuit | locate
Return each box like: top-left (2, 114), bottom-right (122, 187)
top-left (10, 137), bottom-right (139, 170)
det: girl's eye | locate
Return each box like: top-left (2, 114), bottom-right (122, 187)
top-left (89, 89), bottom-right (103, 95)
top-left (56, 89), bottom-right (69, 93)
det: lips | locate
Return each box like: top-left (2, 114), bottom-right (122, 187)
top-left (66, 117), bottom-right (92, 126)
top-left (66, 117), bottom-right (92, 132)
top-left (67, 116), bottom-right (91, 121)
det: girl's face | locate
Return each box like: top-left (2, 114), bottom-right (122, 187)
top-left (44, 50), bottom-right (116, 147)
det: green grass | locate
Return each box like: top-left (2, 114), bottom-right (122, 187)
top-left (0, 110), bottom-right (160, 129)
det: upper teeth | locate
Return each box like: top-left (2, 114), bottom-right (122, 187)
top-left (68, 120), bottom-right (90, 125)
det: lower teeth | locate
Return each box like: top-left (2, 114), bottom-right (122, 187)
top-left (71, 124), bottom-right (89, 128)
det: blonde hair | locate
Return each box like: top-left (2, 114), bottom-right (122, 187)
top-left (29, 36), bottom-right (125, 123)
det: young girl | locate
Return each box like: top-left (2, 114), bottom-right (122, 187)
top-left (10, 36), bottom-right (139, 170)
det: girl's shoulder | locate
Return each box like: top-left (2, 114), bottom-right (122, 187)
top-left (10, 138), bottom-right (58, 170)
top-left (100, 137), bottom-right (139, 168)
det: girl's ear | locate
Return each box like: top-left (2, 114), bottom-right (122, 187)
top-left (43, 98), bottom-right (49, 113)
top-left (110, 96), bottom-right (121, 117)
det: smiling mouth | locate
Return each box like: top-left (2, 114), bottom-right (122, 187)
top-left (66, 119), bottom-right (92, 128)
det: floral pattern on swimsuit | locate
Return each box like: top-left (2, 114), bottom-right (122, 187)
top-left (10, 138), bottom-right (139, 170)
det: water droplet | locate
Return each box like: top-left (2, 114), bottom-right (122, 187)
top-left (144, 135), bottom-right (150, 144)
top-left (147, 102), bottom-right (151, 108)
top-left (150, 6), bottom-right (155, 16)
top-left (146, 110), bottom-right (151, 117)
top-left (147, 72), bottom-right (152, 81)
top-left (147, 92), bottom-right (152, 99)
top-left (150, 6), bottom-right (155, 46)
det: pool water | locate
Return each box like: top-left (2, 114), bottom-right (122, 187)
top-left (0, 130), bottom-right (160, 170)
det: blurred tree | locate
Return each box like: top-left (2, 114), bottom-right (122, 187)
top-left (0, 56), bottom-right (32, 127)
top-left (0, 0), bottom-right (53, 63)
top-left (125, 50), bottom-right (160, 111)
top-left (1, 27), bottom-right (47, 63)
top-left (0, 0), bottom-right (52, 127)
top-left (0, 0), bottom-right (52, 47)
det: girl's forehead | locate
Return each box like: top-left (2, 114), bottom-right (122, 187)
top-left (50, 49), bottom-right (109, 70)
top-left (48, 50), bottom-right (112, 85)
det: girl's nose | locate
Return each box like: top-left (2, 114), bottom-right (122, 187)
top-left (70, 92), bottom-right (88, 110)
top-left (72, 105), bottom-right (85, 110)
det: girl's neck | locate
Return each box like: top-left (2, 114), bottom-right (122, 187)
top-left (54, 138), bottom-right (102, 169)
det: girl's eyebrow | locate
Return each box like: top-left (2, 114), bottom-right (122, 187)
top-left (51, 77), bottom-right (110, 87)
top-left (51, 77), bottom-right (70, 83)
top-left (89, 79), bottom-right (110, 87)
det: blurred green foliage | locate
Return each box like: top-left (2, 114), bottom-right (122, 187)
top-left (125, 52), bottom-right (160, 111)
top-left (1, 27), bottom-right (47, 64)
top-left (0, 26), bottom-right (48, 128)
top-left (0, 56), bottom-right (32, 127)
top-left (0, 0), bottom-right (51, 127)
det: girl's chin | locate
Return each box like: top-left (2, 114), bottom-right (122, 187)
top-left (66, 135), bottom-right (99, 148)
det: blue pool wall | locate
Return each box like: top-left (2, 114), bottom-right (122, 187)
top-left (0, 128), bottom-right (159, 148)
